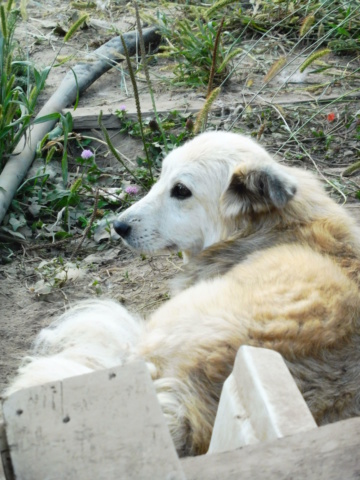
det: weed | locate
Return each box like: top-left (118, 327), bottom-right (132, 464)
top-left (31, 256), bottom-right (86, 295)
top-left (194, 87), bottom-right (221, 134)
top-left (4, 0), bottom-right (360, 256)
top-left (63, 14), bottom-right (89, 42)
top-left (299, 48), bottom-right (332, 73)
top-left (6, 144), bottom-right (106, 244)
top-left (134, 1), bottom-right (169, 156)
top-left (119, 33), bottom-right (153, 181)
top-left (157, 13), bottom-right (242, 88)
top-left (236, 0), bottom-right (360, 45)
top-left (115, 108), bottom-right (192, 187)
top-left (0, 0), bottom-right (50, 169)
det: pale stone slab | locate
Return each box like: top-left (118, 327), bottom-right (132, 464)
top-left (183, 417), bottom-right (360, 480)
top-left (2, 361), bottom-right (185, 480)
top-left (208, 346), bottom-right (317, 453)
top-left (0, 421), bottom-right (12, 480)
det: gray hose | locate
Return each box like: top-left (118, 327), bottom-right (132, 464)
top-left (0, 26), bottom-right (161, 224)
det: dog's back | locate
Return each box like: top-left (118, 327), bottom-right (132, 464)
top-left (174, 160), bottom-right (360, 292)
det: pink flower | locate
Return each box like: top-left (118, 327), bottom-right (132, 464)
top-left (119, 104), bottom-right (127, 111)
top-left (81, 149), bottom-right (94, 159)
top-left (125, 185), bottom-right (139, 195)
top-left (327, 112), bottom-right (336, 122)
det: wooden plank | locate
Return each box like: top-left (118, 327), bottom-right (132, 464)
top-left (183, 417), bottom-right (360, 480)
top-left (65, 91), bottom-right (360, 130)
top-left (2, 362), bottom-right (185, 480)
top-left (0, 421), bottom-right (14, 480)
top-left (208, 346), bottom-right (316, 454)
top-left (345, 204), bottom-right (360, 223)
top-left (63, 104), bottom-right (205, 130)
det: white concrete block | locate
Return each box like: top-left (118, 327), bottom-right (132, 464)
top-left (208, 346), bottom-right (317, 454)
top-left (0, 421), bottom-right (12, 480)
top-left (184, 418), bottom-right (360, 480)
top-left (2, 361), bottom-right (185, 480)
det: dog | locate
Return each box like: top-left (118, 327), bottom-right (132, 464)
top-left (4, 131), bottom-right (360, 456)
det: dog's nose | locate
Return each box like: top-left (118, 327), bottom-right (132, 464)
top-left (113, 220), bottom-right (132, 238)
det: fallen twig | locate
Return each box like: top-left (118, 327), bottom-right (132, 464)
top-left (23, 234), bottom-right (82, 252)
top-left (71, 188), bottom-right (99, 258)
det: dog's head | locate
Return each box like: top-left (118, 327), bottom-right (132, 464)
top-left (114, 131), bottom-right (297, 258)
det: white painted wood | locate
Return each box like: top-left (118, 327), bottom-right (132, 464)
top-left (2, 361), bottom-right (185, 480)
top-left (0, 421), bottom-right (10, 480)
top-left (208, 346), bottom-right (317, 454)
top-left (183, 417), bottom-right (360, 480)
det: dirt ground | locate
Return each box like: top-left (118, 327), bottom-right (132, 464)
top-left (0, 246), bottom-right (181, 393)
top-left (1, 0), bottom-right (360, 395)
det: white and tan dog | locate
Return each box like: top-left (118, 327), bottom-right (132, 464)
top-left (4, 131), bottom-right (360, 456)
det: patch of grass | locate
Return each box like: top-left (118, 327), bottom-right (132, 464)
top-left (0, 0), bottom-right (50, 170)
top-left (227, 0), bottom-right (360, 45)
top-left (115, 108), bottom-right (192, 188)
top-left (157, 12), bottom-right (242, 88)
top-left (3, 0), bottom-right (360, 258)
top-left (2, 105), bottom-right (192, 248)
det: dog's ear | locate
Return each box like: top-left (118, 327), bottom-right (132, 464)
top-left (221, 163), bottom-right (297, 217)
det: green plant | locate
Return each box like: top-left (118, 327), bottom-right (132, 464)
top-left (35, 111), bottom-right (74, 184)
top-left (157, 13), bottom-right (241, 88)
top-left (0, 0), bottom-right (50, 170)
top-left (114, 108), bottom-right (192, 189)
top-left (7, 145), bottom-right (106, 242)
top-left (119, 32), bottom-right (153, 182)
top-left (31, 256), bottom-right (86, 295)
top-left (235, 0), bottom-right (360, 44)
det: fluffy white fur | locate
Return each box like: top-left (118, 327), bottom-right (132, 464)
top-left (5, 300), bottom-right (143, 395)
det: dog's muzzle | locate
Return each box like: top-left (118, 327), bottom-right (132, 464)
top-left (113, 220), bottom-right (132, 238)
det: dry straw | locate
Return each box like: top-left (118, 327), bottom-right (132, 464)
top-left (264, 56), bottom-right (287, 83)
top-left (299, 15), bottom-right (315, 37)
top-left (194, 87), bottom-right (221, 134)
top-left (299, 48), bottom-right (331, 73)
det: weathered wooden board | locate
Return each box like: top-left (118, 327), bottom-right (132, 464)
top-left (0, 421), bottom-right (12, 480)
top-left (345, 204), bottom-right (360, 223)
top-left (2, 361), bottom-right (185, 480)
top-left (63, 105), bottom-right (205, 130)
top-left (183, 417), bottom-right (360, 480)
top-left (65, 91), bottom-right (360, 130)
top-left (208, 346), bottom-right (316, 454)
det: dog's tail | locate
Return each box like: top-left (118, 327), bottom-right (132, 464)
top-left (3, 299), bottom-right (144, 398)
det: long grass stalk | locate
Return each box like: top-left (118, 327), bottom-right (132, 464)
top-left (134, 1), bottom-right (168, 154)
top-left (194, 87), bottom-right (221, 134)
top-left (207, 17), bottom-right (224, 98)
top-left (98, 110), bottom-right (147, 189)
top-left (120, 33), bottom-right (153, 182)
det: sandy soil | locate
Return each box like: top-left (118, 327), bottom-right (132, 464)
top-left (0, 245), bottom-right (182, 393)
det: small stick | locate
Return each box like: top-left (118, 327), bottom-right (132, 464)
top-left (71, 188), bottom-right (99, 259)
top-left (24, 235), bottom-right (82, 252)
top-left (207, 17), bottom-right (225, 98)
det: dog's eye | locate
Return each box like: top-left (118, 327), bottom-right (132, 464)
top-left (171, 183), bottom-right (192, 200)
